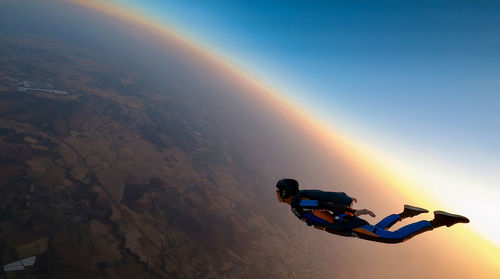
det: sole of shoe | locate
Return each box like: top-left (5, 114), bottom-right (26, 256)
top-left (434, 210), bottom-right (470, 226)
top-left (404, 205), bottom-right (429, 213)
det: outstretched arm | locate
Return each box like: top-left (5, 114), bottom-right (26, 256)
top-left (342, 197), bottom-right (375, 217)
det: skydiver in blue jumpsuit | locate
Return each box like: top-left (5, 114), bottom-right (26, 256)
top-left (276, 179), bottom-right (469, 243)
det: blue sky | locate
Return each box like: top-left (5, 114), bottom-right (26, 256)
top-left (117, 0), bottom-right (500, 164)
top-left (116, 0), bottom-right (500, 245)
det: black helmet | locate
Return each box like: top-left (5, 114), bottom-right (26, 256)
top-left (276, 178), bottom-right (299, 200)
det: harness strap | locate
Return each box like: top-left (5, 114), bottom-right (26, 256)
top-left (335, 213), bottom-right (347, 222)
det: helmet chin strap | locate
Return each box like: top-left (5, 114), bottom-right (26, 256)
top-left (276, 191), bottom-right (284, 202)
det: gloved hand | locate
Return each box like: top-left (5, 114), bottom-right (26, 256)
top-left (354, 209), bottom-right (376, 217)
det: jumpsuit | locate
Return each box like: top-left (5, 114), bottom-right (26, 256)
top-left (291, 190), bottom-right (433, 244)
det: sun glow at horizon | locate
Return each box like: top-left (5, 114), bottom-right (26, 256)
top-left (67, 0), bottom-right (500, 272)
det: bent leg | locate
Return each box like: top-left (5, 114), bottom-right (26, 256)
top-left (352, 220), bottom-right (433, 244)
top-left (375, 214), bottom-right (401, 230)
